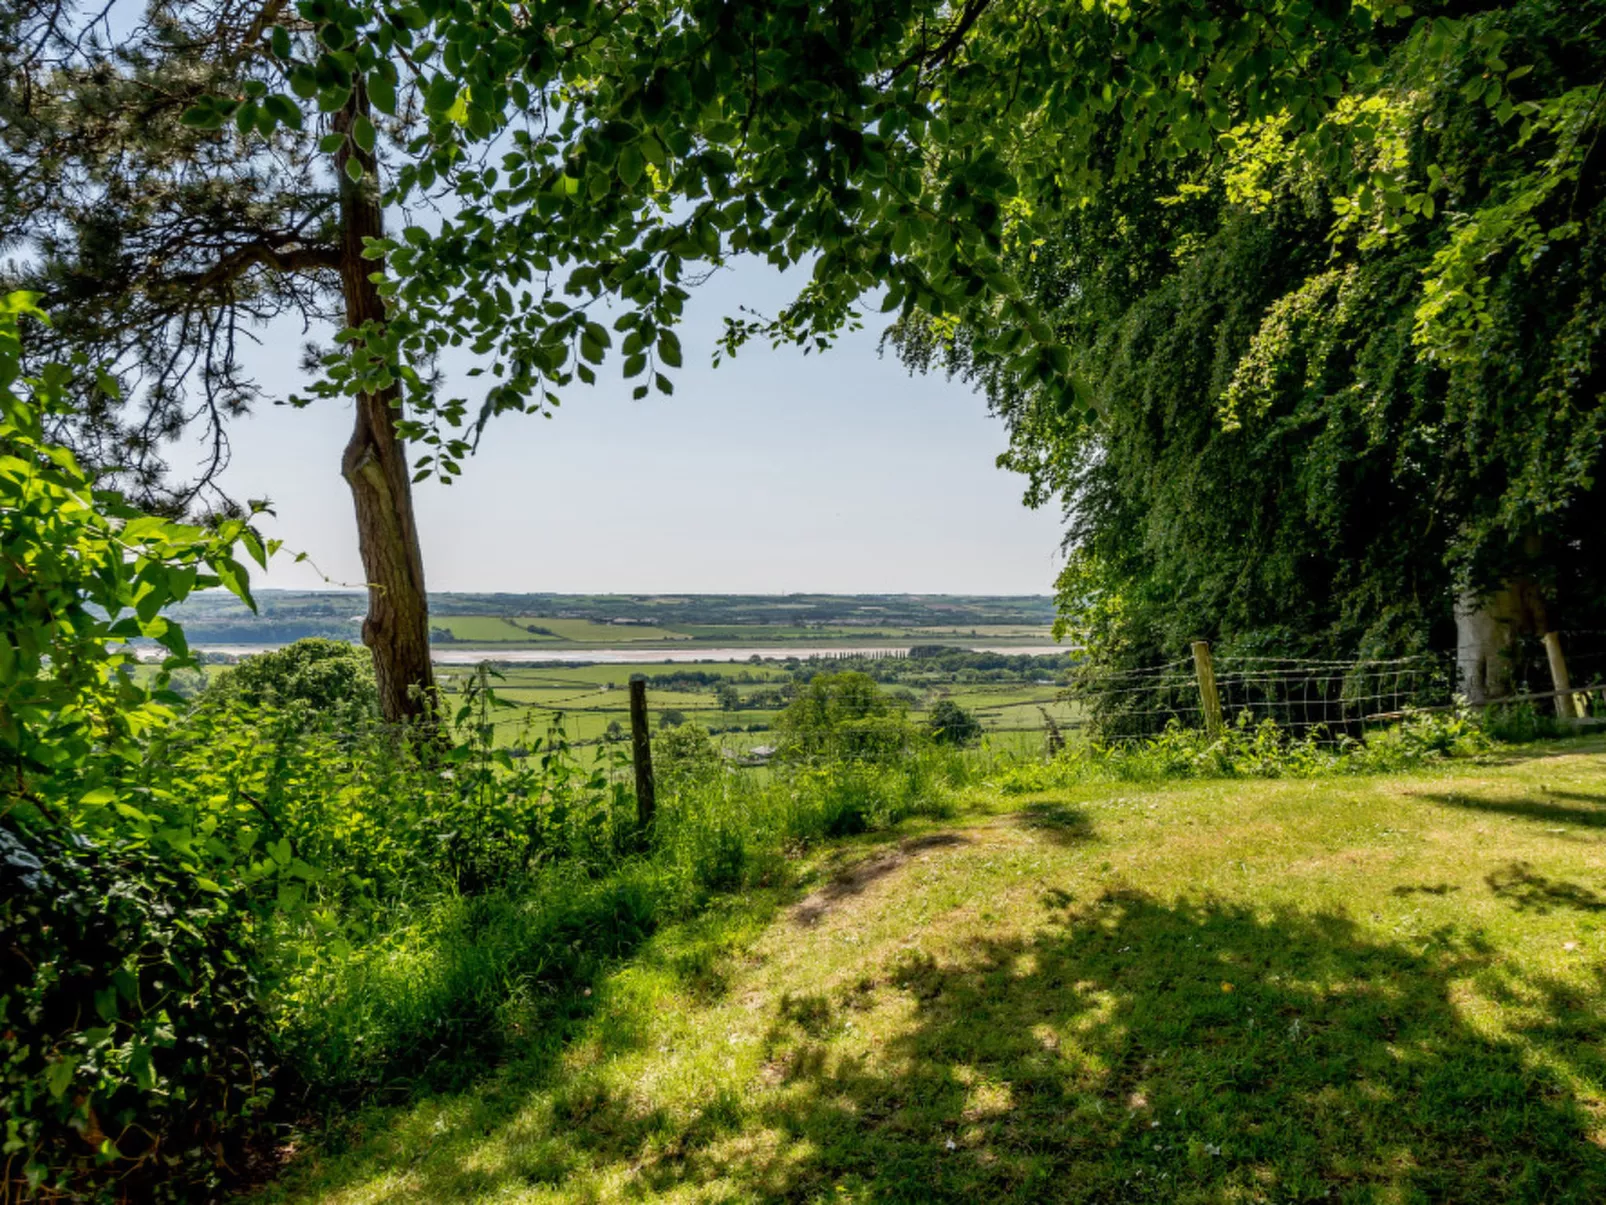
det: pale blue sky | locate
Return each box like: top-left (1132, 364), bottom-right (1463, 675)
top-left (217, 258), bottom-right (1065, 594)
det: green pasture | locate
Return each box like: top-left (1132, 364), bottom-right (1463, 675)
top-left (433, 616), bottom-right (558, 642)
top-left (428, 614), bottom-right (1057, 649)
top-left (258, 742), bottom-right (1606, 1204)
top-left (434, 661), bottom-right (1076, 755)
top-left (516, 617), bottom-right (692, 643)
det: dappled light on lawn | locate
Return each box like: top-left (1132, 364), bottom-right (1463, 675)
top-left (258, 743), bottom-right (1606, 1204)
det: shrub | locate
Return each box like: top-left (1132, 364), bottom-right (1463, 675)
top-left (1482, 700), bottom-right (1568, 744)
top-left (0, 292), bottom-right (277, 1200)
top-left (205, 638), bottom-right (378, 729)
top-left (775, 671), bottom-right (913, 763)
top-left (928, 699), bottom-right (983, 746)
top-left (655, 721), bottom-right (723, 797)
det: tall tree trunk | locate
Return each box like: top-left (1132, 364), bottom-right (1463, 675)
top-left (1455, 579), bottom-right (1545, 706)
top-left (335, 85), bottom-right (437, 725)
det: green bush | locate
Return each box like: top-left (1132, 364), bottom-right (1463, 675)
top-left (1, 822), bottom-right (274, 1202)
top-left (928, 699), bottom-right (983, 746)
top-left (206, 638), bottom-right (377, 728)
top-left (1482, 700), bottom-right (1568, 744)
top-left (775, 671), bottom-right (914, 763)
top-left (994, 710), bottom-right (1494, 794)
top-left (654, 721), bottom-right (724, 798)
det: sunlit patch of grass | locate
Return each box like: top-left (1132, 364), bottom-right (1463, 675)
top-left (259, 740), bottom-right (1606, 1204)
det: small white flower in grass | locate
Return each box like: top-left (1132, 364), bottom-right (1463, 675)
top-left (1564, 942), bottom-right (1579, 951)
top-left (945, 1138), bottom-right (957, 1151)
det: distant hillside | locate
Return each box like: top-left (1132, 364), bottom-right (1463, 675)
top-left (162, 591), bottom-right (1057, 646)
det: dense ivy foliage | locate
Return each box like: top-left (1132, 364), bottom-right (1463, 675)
top-left (1, 824), bottom-right (273, 1201)
top-left (895, 0), bottom-right (1606, 666)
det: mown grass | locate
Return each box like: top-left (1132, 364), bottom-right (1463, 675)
top-left (257, 740), bottom-right (1606, 1204)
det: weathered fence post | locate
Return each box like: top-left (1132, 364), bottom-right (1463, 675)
top-left (1542, 631), bottom-right (1583, 719)
top-left (628, 678), bottom-right (656, 829)
top-left (1191, 640), bottom-right (1225, 739)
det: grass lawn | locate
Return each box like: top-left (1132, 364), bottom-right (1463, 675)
top-left (259, 741), bottom-right (1606, 1204)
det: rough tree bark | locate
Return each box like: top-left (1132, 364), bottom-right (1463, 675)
top-left (1454, 579), bottom-right (1546, 706)
top-left (334, 85), bottom-right (437, 725)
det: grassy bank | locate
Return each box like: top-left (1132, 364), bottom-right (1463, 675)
top-left (258, 739), bottom-right (1606, 1203)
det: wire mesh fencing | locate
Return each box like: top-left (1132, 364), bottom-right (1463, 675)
top-left (425, 630), bottom-right (1606, 765)
top-left (1050, 654), bottom-right (1453, 745)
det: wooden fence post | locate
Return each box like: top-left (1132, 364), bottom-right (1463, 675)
top-left (1191, 640), bottom-right (1224, 739)
top-left (1543, 631), bottom-right (1583, 719)
top-left (628, 678), bottom-right (656, 829)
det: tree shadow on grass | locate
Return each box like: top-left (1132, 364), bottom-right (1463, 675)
top-left (651, 892), bottom-right (1606, 1203)
top-left (304, 887), bottom-right (1606, 1204)
top-left (1412, 790), bottom-right (1606, 830)
top-left (1012, 801), bottom-right (1096, 845)
top-left (1487, 861), bottom-right (1606, 914)
top-left (792, 833), bottom-right (975, 926)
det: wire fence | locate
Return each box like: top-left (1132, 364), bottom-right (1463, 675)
top-left (1052, 631), bottom-right (1606, 748)
top-left (422, 630), bottom-right (1606, 761)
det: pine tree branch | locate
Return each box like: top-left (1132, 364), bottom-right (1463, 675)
top-left (179, 239), bottom-right (343, 292)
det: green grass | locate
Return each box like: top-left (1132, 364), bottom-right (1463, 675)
top-left (514, 617), bottom-right (692, 643)
top-left (429, 661), bottom-right (1078, 752)
top-left (259, 741), bottom-right (1606, 1203)
top-left (433, 616), bottom-right (556, 642)
top-left (662, 624), bottom-right (1055, 643)
top-left (425, 615), bottom-right (1056, 648)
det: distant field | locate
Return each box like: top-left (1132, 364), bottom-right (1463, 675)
top-left (436, 660), bottom-right (1074, 755)
top-left (428, 616), bottom-right (1056, 649)
top-left (431, 616), bottom-right (557, 642)
top-left (514, 617), bottom-right (691, 643)
top-left (664, 623), bottom-right (1054, 644)
top-left (431, 616), bottom-right (695, 644)
top-left (161, 648), bottom-right (1072, 756)
top-left (162, 591), bottom-right (1061, 649)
